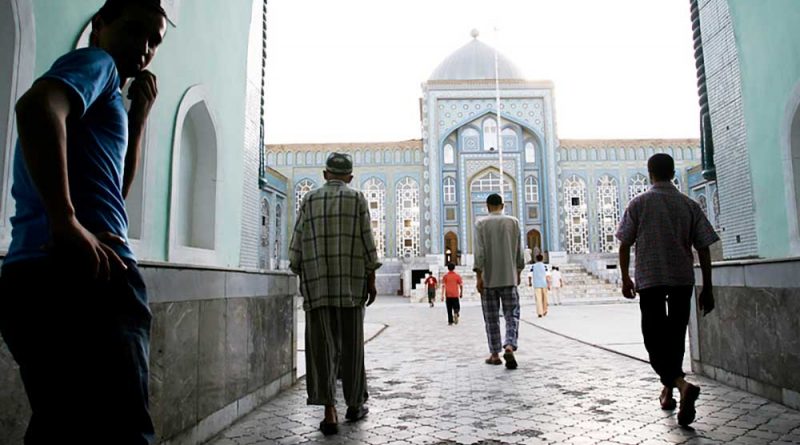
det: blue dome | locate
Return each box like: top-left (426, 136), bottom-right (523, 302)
top-left (429, 34), bottom-right (526, 81)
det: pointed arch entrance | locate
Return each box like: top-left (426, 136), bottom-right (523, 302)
top-left (526, 229), bottom-right (542, 258)
top-left (444, 231), bottom-right (459, 265)
top-left (467, 168), bottom-right (516, 252)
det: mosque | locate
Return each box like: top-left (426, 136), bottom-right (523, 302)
top-left (262, 31), bottom-right (702, 294)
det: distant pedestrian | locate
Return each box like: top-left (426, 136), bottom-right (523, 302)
top-left (424, 272), bottom-right (438, 307)
top-left (547, 266), bottom-right (564, 306)
top-left (441, 263), bottom-right (463, 325)
top-left (474, 193), bottom-right (525, 370)
top-left (532, 255), bottom-right (549, 317)
top-left (616, 153), bottom-right (718, 427)
top-left (289, 152), bottom-right (381, 435)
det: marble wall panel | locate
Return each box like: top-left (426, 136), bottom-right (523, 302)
top-left (198, 299), bottom-right (227, 419)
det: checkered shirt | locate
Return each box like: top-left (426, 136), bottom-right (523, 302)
top-left (289, 180), bottom-right (382, 310)
top-left (616, 182), bottom-right (719, 291)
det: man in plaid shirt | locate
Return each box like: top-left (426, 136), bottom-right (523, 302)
top-left (289, 153), bottom-right (381, 435)
top-left (617, 153), bottom-right (719, 427)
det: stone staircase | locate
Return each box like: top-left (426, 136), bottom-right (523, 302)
top-left (412, 263), bottom-right (629, 305)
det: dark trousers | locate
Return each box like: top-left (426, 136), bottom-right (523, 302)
top-left (305, 306), bottom-right (368, 408)
top-left (0, 258), bottom-right (154, 445)
top-left (638, 286), bottom-right (693, 388)
top-left (445, 297), bottom-right (460, 323)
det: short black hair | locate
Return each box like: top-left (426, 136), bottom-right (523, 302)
top-left (447, 263), bottom-right (455, 271)
top-left (486, 193), bottom-right (503, 206)
top-left (648, 153), bottom-right (675, 182)
top-left (95, 0), bottom-right (167, 24)
top-left (536, 254), bottom-right (544, 262)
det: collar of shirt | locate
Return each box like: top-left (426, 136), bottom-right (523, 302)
top-left (325, 179), bottom-right (346, 186)
top-left (651, 182), bottom-right (675, 190)
top-left (489, 210), bottom-right (504, 215)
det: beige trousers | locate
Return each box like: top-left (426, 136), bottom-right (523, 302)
top-left (534, 288), bottom-right (549, 316)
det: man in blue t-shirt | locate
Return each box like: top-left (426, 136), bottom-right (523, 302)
top-left (0, 1), bottom-right (167, 443)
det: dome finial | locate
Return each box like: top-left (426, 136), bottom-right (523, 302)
top-left (470, 29), bottom-right (480, 39)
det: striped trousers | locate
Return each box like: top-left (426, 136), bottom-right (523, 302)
top-left (305, 306), bottom-right (368, 407)
top-left (480, 286), bottom-right (520, 354)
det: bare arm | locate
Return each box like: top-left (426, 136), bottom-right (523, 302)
top-left (123, 71), bottom-right (158, 198)
top-left (15, 80), bottom-right (125, 278)
top-left (697, 246), bottom-right (715, 315)
top-left (619, 242), bottom-right (636, 299)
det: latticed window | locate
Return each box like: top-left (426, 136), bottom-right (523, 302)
top-left (596, 175), bottom-right (621, 253)
top-left (524, 176), bottom-right (539, 203)
top-left (443, 177), bottom-right (456, 203)
top-left (362, 178), bottom-right (386, 259)
top-left (564, 175), bottom-right (589, 254)
top-left (396, 177), bottom-right (420, 258)
top-left (274, 204), bottom-right (282, 268)
top-left (628, 174), bottom-right (649, 201)
top-left (471, 171), bottom-right (511, 193)
top-left (260, 198), bottom-right (269, 269)
top-left (294, 179), bottom-right (315, 214)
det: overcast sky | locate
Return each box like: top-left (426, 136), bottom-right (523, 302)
top-left (264, 0), bottom-right (700, 144)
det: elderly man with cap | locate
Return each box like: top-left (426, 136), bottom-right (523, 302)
top-left (289, 152), bottom-right (381, 435)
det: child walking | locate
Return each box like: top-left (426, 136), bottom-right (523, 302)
top-left (441, 263), bottom-right (463, 325)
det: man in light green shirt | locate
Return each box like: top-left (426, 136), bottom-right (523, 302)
top-left (474, 193), bottom-right (526, 369)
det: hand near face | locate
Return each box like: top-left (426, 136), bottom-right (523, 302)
top-left (127, 70), bottom-right (158, 120)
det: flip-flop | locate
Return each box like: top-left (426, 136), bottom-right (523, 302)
top-left (677, 384), bottom-right (701, 426)
top-left (503, 351), bottom-right (518, 370)
top-left (319, 420), bottom-right (339, 435)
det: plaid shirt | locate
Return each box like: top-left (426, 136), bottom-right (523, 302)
top-left (616, 182), bottom-right (719, 291)
top-left (289, 180), bottom-right (382, 311)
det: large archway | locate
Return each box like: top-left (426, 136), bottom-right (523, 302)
top-left (526, 229), bottom-right (542, 259)
top-left (466, 168), bottom-right (516, 252)
top-left (444, 231), bottom-right (459, 265)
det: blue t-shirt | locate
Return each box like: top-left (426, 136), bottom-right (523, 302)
top-left (532, 263), bottom-right (548, 288)
top-left (5, 47), bottom-right (134, 265)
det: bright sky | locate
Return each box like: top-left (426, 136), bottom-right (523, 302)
top-left (264, 0), bottom-right (700, 144)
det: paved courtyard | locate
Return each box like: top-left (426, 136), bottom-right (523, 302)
top-left (208, 298), bottom-right (800, 445)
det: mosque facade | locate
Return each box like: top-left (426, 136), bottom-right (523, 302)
top-left (262, 33), bottom-right (701, 285)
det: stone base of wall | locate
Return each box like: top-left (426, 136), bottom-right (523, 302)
top-left (0, 262), bottom-right (297, 445)
top-left (691, 258), bottom-right (800, 411)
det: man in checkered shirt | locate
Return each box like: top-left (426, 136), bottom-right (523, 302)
top-left (289, 152), bottom-right (381, 435)
top-left (616, 153), bottom-right (719, 427)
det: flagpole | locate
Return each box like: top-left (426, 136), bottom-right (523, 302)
top-left (494, 27), bottom-right (504, 208)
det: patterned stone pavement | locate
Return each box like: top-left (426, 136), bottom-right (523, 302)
top-left (207, 298), bottom-right (800, 445)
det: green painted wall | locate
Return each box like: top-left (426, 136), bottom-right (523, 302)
top-left (30, 0), bottom-right (255, 266)
top-left (728, 0), bottom-right (800, 258)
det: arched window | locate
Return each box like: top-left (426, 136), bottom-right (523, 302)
top-left (443, 177), bottom-right (456, 203)
top-left (172, 93), bottom-right (218, 252)
top-left (443, 143), bottom-right (455, 164)
top-left (629, 174), bottom-right (649, 201)
top-left (525, 142), bottom-right (536, 164)
top-left (295, 179), bottom-right (315, 214)
top-left (260, 198), bottom-right (270, 269)
top-left (471, 171), bottom-right (511, 193)
top-left (564, 175), bottom-right (589, 254)
top-left (362, 178), bottom-right (386, 259)
top-left (396, 177), bottom-right (420, 258)
top-left (697, 194), bottom-right (708, 217)
top-left (274, 203), bottom-right (282, 268)
top-left (597, 175), bottom-right (621, 253)
top-left (524, 176), bottom-right (539, 203)
top-left (502, 128), bottom-right (517, 151)
top-left (482, 117), bottom-right (498, 151)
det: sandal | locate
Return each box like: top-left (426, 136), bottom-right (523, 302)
top-left (345, 405), bottom-right (369, 422)
top-left (484, 357), bottom-right (502, 365)
top-left (660, 387), bottom-right (677, 410)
